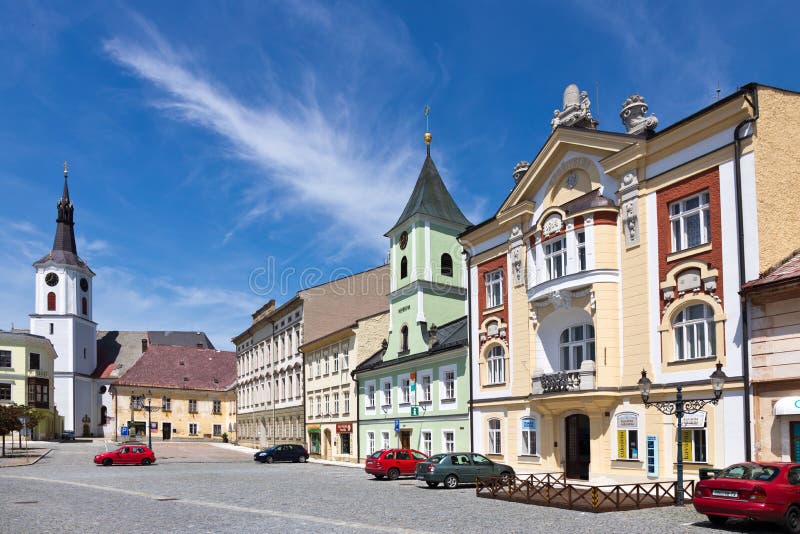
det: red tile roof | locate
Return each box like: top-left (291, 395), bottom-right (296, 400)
top-left (741, 250), bottom-right (800, 292)
top-left (115, 344), bottom-right (236, 391)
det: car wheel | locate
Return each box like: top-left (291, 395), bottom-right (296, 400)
top-left (388, 468), bottom-right (400, 481)
top-left (499, 471), bottom-right (512, 485)
top-left (426, 481), bottom-right (439, 488)
top-left (374, 474), bottom-right (385, 480)
top-left (785, 505), bottom-right (800, 534)
top-left (298, 456), bottom-right (307, 463)
top-left (102, 458), bottom-right (112, 466)
top-left (141, 458), bottom-right (152, 466)
top-left (265, 456), bottom-right (274, 464)
top-left (706, 515), bottom-right (727, 527)
top-left (444, 474), bottom-right (458, 489)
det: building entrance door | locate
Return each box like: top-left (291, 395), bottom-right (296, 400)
top-left (791, 422), bottom-right (800, 462)
top-left (162, 423), bottom-right (171, 440)
top-left (565, 414), bottom-right (590, 480)
top-left (399, 429), bottom-right (411, 449)
top-left (324, 429), bottom-right (332, 460)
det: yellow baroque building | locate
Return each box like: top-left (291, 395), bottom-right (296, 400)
top-left (459, 83), bottom-right (800, 482)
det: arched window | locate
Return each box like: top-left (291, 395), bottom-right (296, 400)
top-left (400, 257), bottom-right (408, 279)
top-left (441, 253), bottom-right (453, 277)
top-left (673, 303), bottom-right (715, 360)
top-left (401, 325), bottom-right (409, 352)
top-left (47, 292), bottom-right (56, 311)
top-left (488, 418), bottom-right (502, 454)
top-left (559, 324), bottom-right (595, 370)
top-left (486, 345), bottom-right (505, 385)
top-left (82, 297), bottom-right (87, 315)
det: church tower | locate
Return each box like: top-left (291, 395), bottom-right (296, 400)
top-left (384, 125), bottom-right (472, 360)
top-left (30, 164), bottom-right (98, 436)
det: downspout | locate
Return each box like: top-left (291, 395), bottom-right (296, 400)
top-left (461, 247), bottom-right (475, 453)
top-left (354, 375), bottom-right (361, 463)
top-left (733, 84), bottom-right (759, 462)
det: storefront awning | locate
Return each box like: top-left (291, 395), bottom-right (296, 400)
top-left (774, 397), bottom-right (800, 415)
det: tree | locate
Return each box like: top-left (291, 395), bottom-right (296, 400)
top-left (0, 404), bottom-right (25, 457)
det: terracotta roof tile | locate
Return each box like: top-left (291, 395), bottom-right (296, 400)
top-left (116, 344), bottom-right (236, 391)
top-left (742, 250), bottom-right (800, 291)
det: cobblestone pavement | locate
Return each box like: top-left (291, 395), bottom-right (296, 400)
top-left (0, 441), bottom-right (783, 533)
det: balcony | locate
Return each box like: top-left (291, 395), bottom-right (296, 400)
top-left (531, 360), bottom-right (596, 395)
top-left (27, 369), bottom-right (49, 379)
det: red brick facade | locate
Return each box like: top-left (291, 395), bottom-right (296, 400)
top-left (476, 255), bottom-right (509, 327)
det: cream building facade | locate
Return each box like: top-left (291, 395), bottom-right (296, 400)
top-left (0, 331), bottom-right (58, 439)
top-left (302, 311), bottom-right (388, 462)
top-left (459, 83), bottom-right (800, 482)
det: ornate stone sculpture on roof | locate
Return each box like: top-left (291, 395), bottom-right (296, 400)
top-left (513, 161), bottom-right (530, 183)
top-left (550, 84), bottom-right (599, 131)
top-left (620, 94), bottom-right (658, 135)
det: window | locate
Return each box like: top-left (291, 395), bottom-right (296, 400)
top-left (343, 391), bottom-right (350, 413)
top-left (49, 323), bottom-right (53, 335)
top-left (381, 431), bottom-right (390, 450)
top-left (213, 424), bottom-right (222, 436)
top-left (488, 419), bottom-right (502, 454)
top-left (367, 431), bottom-right (375, 455)
top-left (162, 397), bottom-right (171, 411)
top-left (485, 269), bottom-right (503, 308)
top-left (341, 342), bottom-right (349, 370)
top-left (82, 297), bottom-right (87, 315)
top-left (324, 394), bottom-right (330, 415)
top-left (674, 304), bottom-right (715, 360)
top-left (27, 380), bottom-right (48, 407)
top-left (420, 374), bottom-right (432, 403)
top-left (545, 237), bottom-right (567, 279)
top-left (577, 230), bottom-right (586, 271)
top-left (366, 383), bottom-right (376, 409)
top-left (443, 431), bottom-right (455, 453)
top-left (316, 396), bottom-right (321, 416)
top-left (212, 400), bottom-right (221, 414)
top-left (486, 345), bottom-right (505, 385)
top-left (400, 256), bottom-right (408, 279)
top-left (0, 351), bottom-right (11, 368)
top-left (189, 423), bottom-right (198, 435)
top-left (382, 380), bottom-right (392, 407)
top-left (670, 191), bottom-right (710, 252)
top-left (421, 430), bottom-right (432, 456)
top-left (560, 324), bottom-right (595, 370)
top-left (521, 417), bottom-right (537, 455)
top-left (47, 292), bottom-right (56, 311)
top-left (315, 353), bottom-right (321, 377)
top-left (287, 375), bottom-right (293, 399)
top-left (681, 428), bottom-right (707, 463)
top-left (333, 345), bottom-right (339, 373)
top-left (0, 384), bottom-right (10, 401)
top-left (324, 349), bottom-right (330, 375)
top-left (616, 413), bottom-right (640, 460)
top-left (29, 353), bottom-right (41, 370)
top-left (441, 253), bottom-right (453, 277)
top-left (333, 392), bottom-right (339, 414)
top-left (130, 395), bottom-right (144, 410)
top-left (400, 378), bottom-right (410, 404)
top-left (188, 399), bottom-right (197, 413)
top-left (400, 325), bottom-right (409, 352)
top-left (443, 370), bottom-right (455, 401)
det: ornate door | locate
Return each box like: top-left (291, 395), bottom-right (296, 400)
top-left (565, 414), bottom-right (590, 480)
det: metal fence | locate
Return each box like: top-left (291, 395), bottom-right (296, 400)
top-left (476, 473), bottom-right (695, 512)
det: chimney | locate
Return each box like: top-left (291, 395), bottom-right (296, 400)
top-left (141, 339), bottom-right (148, 353)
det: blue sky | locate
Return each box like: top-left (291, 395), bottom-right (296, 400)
top-left (2, 1), bottom-right (800, 349)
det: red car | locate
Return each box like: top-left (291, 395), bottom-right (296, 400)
top-left (693, 462), bottom-right (800, 532)
top-left (94, 445), bottom-right (156, 466)
top-left (365, 449), bottom-right (428, 480)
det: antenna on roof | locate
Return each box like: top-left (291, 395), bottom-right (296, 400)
top-left (595, 81), bottom-right (600, 123)
top-left (711, 81), bottom-right (722, 101)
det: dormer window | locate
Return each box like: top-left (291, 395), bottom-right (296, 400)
top-left (441, 253), bottom-right (453, 277)
top-left (400, 257), bottom-right (408, 279)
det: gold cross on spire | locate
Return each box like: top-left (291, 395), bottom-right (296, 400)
top-left (423, 105), bottom-right (432, 148)
top-left (63, 161), bottom-right (69, 177)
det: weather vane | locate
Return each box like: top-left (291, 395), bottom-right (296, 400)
top-left (424, 105), bottom-right (430, 131)
top-left (63, 161), bottom-right (69, 177)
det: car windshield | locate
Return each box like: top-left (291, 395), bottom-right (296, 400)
top-left (718, 464), bottom-right (779, 481)
top-left (428, 454), bottom-right (446, 463)
top-left (368, 451), bottom-right (384, 459)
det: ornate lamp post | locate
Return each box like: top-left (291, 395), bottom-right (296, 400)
top-left (145, 390), bottom-right (161, 450)
top-left (637, 362), bottom-right (727, 506)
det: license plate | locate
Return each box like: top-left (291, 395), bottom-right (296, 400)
top-left (416, 474), bottom-right (424, 480)
top-left (712, 489), bottom-right (738, 498)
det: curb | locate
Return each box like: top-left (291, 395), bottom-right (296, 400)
top-left (0, 448), bottom-right (51, 468)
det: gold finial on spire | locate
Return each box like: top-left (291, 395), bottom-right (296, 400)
top-left (63, 161), bottom-right (69, 178)
top-left (423, 105), bottom-right (432, 147)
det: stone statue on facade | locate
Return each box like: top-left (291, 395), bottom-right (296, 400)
top-left (551, 84), bottom-right (599, 131)
top-left (620, 94), bottom-right (658, 135)
top-left (513, 161), bottom-right (530, 183)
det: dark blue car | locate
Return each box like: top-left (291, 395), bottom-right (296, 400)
top-left (254, 444), bottom-right (309, 464)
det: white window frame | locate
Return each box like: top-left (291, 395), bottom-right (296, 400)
top-left (315, 352), bottom-right (321, 378)
top-left (544, 236), bottom-right (567, 280)
top-left (323, 348), bottom-right (330, 375)
top-left (399, 374), bottom-right (411, 405)
top-left (343, 390), bottom-right (350, 414)
top-left (521, 417), bottom-right (537, 456)
top-left (316, 395), bottom-right (321, 416)
top-left (486, 345), bottom-right (505, 385)
top-left (381, 378), bottom-right (392, 408)
top-left (680, 427), bottom-right (708, 463)
top-left (365, 381), bottom-right (376, 411)
top-left (333, 391), bottom-right (339, 414)
top-left (442, 430), bottom-right (455, 453)
top-left (367, 431), bottom-right (375, 455)
top-left (674, 303), bottom-right (716, 360)
top-left (0, 383), bottom-right (11, 401)
top-left (419, 371), bottom-right (433, 403)
top-left (188, 399), bottom-right (197, 413)
top-left (439, 365), bottom-right (457, 405)
top-left (485, 269), bottom-right (504, 308)
top-left (488, 419), bottom-right (502, 455)
top-left (341, 341), bottom-right (350, 370)
top-left (213, 424), bottom-right (222, 436)
top-left (189, 423), bottom-right (198, 435)
top-left (670, 191), bottom-right (710, 252)
top-left (421, 430), bottom-right (432, 457)
top-left (381, 431), bottom-right (390, 450)
top-left (332, 344), bottom-right (339, 373)
top-left (324, 394), bottom-right (330, 415)
top-left (559, 324), bottom-right (595, 370)
top-left (576, 230), bottom-right (587, 272)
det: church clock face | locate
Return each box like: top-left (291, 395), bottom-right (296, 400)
top-left (399, 231), bottom-right (408, 250)
top-left (45, 272), bottom-right (59, 287)
top-left (80, 278), bottom-right (89, 292)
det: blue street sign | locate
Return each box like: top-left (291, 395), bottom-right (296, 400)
top-left (394, 418), bottom-right (400, 431)
top-left (120, 426), bottom-right (129, 436)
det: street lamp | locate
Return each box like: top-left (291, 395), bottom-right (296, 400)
top-left (637, 362), bottom-right (727, 506)
top-left (144, 390), bottom-right (161, 450)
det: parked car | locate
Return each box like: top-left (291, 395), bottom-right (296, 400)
top-left (693, 462), bottom-right (800, 532)
top-left (364, 449), bottom-right (428, 480)
top-left (94, 445), bottom-right (156, 466)
top-left (61, 430), bottom-right (75, 441)
top-left (415, 452), bottom-right (514, 489)
top-left (254, 444), bottom-right (309, 464)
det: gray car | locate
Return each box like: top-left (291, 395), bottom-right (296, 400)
top-left (415, 452), bottom-right (514, 489)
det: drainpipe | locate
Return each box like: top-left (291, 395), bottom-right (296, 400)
top-left (461, 247), bottom-right (475, 453)
top-left (354, 375), bottom-right (361, 463)
top-left (733, 84), bottom-right (759, 462)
